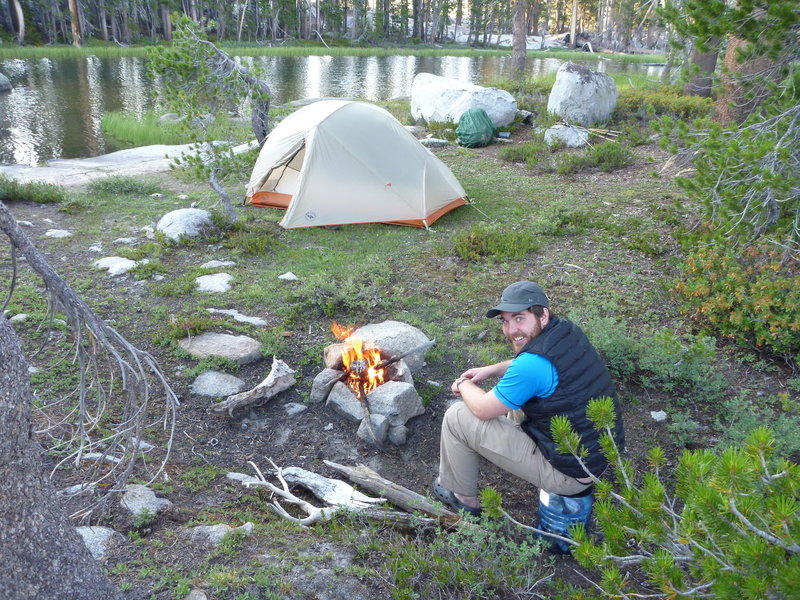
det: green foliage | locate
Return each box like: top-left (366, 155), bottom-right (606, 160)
top-left (675, 242), bottom-right (800, 363)
top-left (453, 221), bottom-right (539, 262)
top-left (614, 86), bottom-right (712, 121)
top-left (0, 174), bottom-right (67, 204)
top-left (654, 1), bottom-right (800, 254)
top-left (86, 175), bottom-right (162, 196)
top-left (278, 268), bottom-right (389, 324)
top-left (132, 508), bottom-right (158, 530)
top-left (386, 513), bottom-right (544, 600)
top-left (715, 394), bottom-right (800, 461)
top-left (179, 464), bottom-right (223, 492)
top-left (546, 400), bottom-right (800, 600)
top-left (497, 132), bottom-right (555, 172)
top-left (571, 307), bottom-right (728, 403)
top-left (556, 142), bottom-right (635, 175)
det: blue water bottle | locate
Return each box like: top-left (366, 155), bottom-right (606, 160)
top-left (537, 488), bottom-right (594, 554)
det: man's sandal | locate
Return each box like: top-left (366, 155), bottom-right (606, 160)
top-left (433, 480), bottom-right (482, 517)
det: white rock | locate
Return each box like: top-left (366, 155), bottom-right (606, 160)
top-left (120, 484), bottom-right (172, 517)
top-left (411, 73), bottom-right (517, 127)
top-left (206, 308), bottom-right (267, 327)
top-left (278, 272), bottom-right (299, 281)
top-left (9, 313), bottom-right (27, 322)
top-left (150, 193), bottom-right (164, 198)
top-left (113, 237), bottom-right (138, 245)
top-left (77, 526), bottom-right (122, 560)
top-left (196, 272), bottom-right (233, 293)
top-left (547, 62), bottom-right (618, 126)
top-left (178, 194), bottom-right (189, 200)
top-left (284, 402), bottom-right (308, 416)
top-left (544, 124), bottom-right (590, 148)
top-left (201, 259), bottom-right (236, 269)
top-left (16, 220), bottom-right (33, 227)
top-left (189, 522), bottom-right (254, 547)
top-left (178, 332), bottom-right (262, 365)
top-left (226, 472), bottom-right (261, 486)
top-left (347, 321), bottom-right (432, 372)
top-left (190, 371), bottom-right (247, 397)
top-left (88, 243), bottom-right (103, 253)
top-left (156, 208), bottom-right (212, 242)
top-left (93, 256), bottom-right (138, 276)
top-left (650, 410), bottom-right (668, 422)
top-left (45, 229), bottom-right (72, 238)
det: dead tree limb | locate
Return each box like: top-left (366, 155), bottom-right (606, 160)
top-left (0, 199), bottom-right (178, 517)
top-left (209, 356), bottom-right (296, 417)
top-left (323, 460), bottom-right (459, 526)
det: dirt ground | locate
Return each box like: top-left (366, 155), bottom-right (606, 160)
top-left (4, 133), bottom-right (794, 599)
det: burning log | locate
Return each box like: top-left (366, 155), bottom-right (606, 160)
top-left (209, 356), bottom-right (296, 417)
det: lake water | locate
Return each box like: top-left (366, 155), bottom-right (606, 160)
top-left (0, 54), bottom-right (663, 166)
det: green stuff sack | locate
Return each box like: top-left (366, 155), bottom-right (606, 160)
top-left (456, 108), bottom-right (496, 148)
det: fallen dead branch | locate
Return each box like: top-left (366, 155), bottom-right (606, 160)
top-left (209, 356), bottom-right (295, 417)
top-left (324, 460), bottom-right (460, 526)
top-left (236, 459), bottom-right (444, 528)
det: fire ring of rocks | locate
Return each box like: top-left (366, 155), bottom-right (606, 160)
top-left (309, 320), bottom-right (433, 446)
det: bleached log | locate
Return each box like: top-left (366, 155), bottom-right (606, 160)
top-left (281, 467), bottom-right (386, 509)
top-left (209, 356), bottom-right (296, 417)
top-left (323, 460), bottom-right (459, 526)
top-left (235, 460), bottom-right (445, 530)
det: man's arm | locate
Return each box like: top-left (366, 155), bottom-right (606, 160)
top-left (452, 377), bottom-right (511, 420)
top-left (459, 360), bottom-right (512, 383)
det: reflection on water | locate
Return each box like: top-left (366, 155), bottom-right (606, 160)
top-left (0, 54), bottom-right (662, 166)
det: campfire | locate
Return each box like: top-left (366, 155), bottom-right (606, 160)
top-left (331, 322), bottom-right (387, 398)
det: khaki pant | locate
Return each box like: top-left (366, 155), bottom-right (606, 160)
top-left (438, 402), bottom-right (591, 497)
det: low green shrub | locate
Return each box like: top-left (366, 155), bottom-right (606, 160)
top-left (386, 514), bottom-right (545, 600)
top-left (614, 86), bottom-right (713, 121)
top-left (572, 307), bottom-right (728, 403)
top-left (715, 394), bottom-right (800, 461)
top-left (675, 242), bottom-right (800, 364)
top-left (497, 132), bottom-right (555, 172)
top-left (279, 268), bottom-right (389, 324)
top-left (86, 175), bottom-right (162, 196)
top-left (0, 174), bottom-right (67, 204)
top-left (453, 221), bottom-right (539, 261)
top-left (638, 329), bottom-right (728, 404)
top-left (556, 141), bottom-right (635, 175)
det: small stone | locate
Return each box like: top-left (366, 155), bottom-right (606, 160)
top-left (284, 402), bottom-right (308, 416)
top-left (201, 259), bottom-right (236, 269)
top-left (77, 526), bottom-right (122, 560)
top-left (9, 313), bottom-right (28, 322)
top-left (190, 371), bottom-right (246, 397)
top-left (150, 193), bottom-right (164, 198)
top-left (45, 229), bottom-right (72, 238)
top-left (278, 272), bottom-right (299, 281)
top-left (650, 410), bottom-right (668, 422)
top-left (16, 220), bottom-right (33, 227)
top-left (195, 273), bottom-right (233, 293)
top-left (88, 243), bottom-right (103, 253)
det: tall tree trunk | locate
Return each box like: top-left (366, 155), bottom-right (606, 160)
top-left (511, 0), bottom-right (527, 78)
top-left (160, 3), bottom-right (172, 41)
top-left (412, 0), bottom-right (422, 40)
top-left (0, 281), bottom-right (122, 600)
top-left (683, 37), bottom-right (720, 97)
top-left (713, 37), bottom-right (777, 126)
top-left (10, 0), bottom-right (24, 43)
top-left (568, 0), bottom-right (577, 48)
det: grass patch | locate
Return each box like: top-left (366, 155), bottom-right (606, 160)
top-left (86, 175), bottom-right (163, 196)
top-left (0, 174), bottom-right (67, 204)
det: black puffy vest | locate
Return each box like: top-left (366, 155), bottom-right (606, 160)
top-left (519, 316), bottom-right (625, 478)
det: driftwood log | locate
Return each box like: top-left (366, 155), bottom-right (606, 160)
top-left (209, 356), bottom-right (296, 417)
top-left (324, 460), bottom-right (459, 526)
top-left (234, 459), bottom-right (460, 529)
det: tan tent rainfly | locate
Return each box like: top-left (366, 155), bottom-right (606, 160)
top-left (245, 100), bottom-right (468, 228)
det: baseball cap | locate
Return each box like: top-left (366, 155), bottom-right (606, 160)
top-left (486, 281), bottom-right (549, 318)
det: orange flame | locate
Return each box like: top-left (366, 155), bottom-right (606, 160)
top-left (332, 322), bottom-right (386, 398)
top-left (331, 322), bottom-right (356, 340)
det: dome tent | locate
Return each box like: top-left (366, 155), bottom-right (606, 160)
top-left (245, 100), bottom-right (468, 228)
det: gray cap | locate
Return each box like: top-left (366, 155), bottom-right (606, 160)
top-left (486, 281), bottom-right (549, 318)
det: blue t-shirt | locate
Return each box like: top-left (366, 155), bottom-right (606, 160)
top-left (492, 353), bottom-right (558, 410)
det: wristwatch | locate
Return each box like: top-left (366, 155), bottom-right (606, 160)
top-left (454, 376), bottom-right (468, 388)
